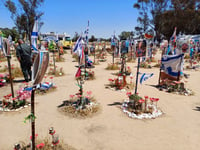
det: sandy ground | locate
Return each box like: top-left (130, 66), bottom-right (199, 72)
top-left (0, 50), bottom-right (200, 150)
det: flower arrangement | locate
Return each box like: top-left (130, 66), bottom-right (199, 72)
top-left (0, 65), bottom-right (8, 72)
top-left (85, 69), bottom-right (95, 80)
top-left (0, 88), bottom-right (31, 111)
top-left (122, 93), bottom-right (162, 119)
top-left (106, 63), bottom-right (119, 70)
top-left (58, 91), bottom-right (100, 118)
top-left (159, 79), bottom-right (194, 96)
top-left (0, 73), bottom-right (10, 87)
top-left (96, 51), bottom-right (107, 62)
top-left (48, 66), bottom-right (64, 76)
top-left (106, 75), bottom-right (134, 90)
top-left (13, 129), bottom-right (76, 150)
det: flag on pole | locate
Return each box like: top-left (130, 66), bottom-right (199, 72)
top-left (0, 35), bottom-right (2, 51)
top-left (170, 27), bottom-right (177, 43)
top-left (75, 67), bottom-right (81, 78)
top-left (140, 73), bottom-right (154, 84)
top-left (161, 54), bottom-right (184, 77)
top-left (84, 20), bottom-right (89, 44)
top-left (31, 17), bottom-right (38, 51)
top-left (73, 36), bottom-right (84, 60)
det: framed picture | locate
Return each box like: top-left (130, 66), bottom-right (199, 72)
top-left (136, 40), bottom-right (147, 57)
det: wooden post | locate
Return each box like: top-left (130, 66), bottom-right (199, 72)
top-left (31, 87), bottom-right (36, 150)
top-left (158, 47), bottom-right (165, 85)
top-left (94, 47), bottom-right (96, 64)
top-left (112, 46), bottom-right (115, 64)
top-left (135, 57), bottom-right (140, 94)
top-left (7, 55), bottom-right (14, 98)
top-left (52, 50), bottom-right (56, 75)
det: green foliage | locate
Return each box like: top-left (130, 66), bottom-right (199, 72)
top-left (0, 27), bottom-right (19, 41)
top-left (5, 0), bottom-right (44, 42)
top-left (118, 31), bottom-right (134, 40)
top-left (129, 94), bottom-right (142, 101)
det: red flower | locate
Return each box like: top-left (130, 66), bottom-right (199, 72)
top-left (87, 91), bottom-right (92, 95)
top-left (69, 95), bottom-right (75, 98)
top-left (108, 78), bottom-right (113, 82)
top-left (36, 143), bottom-right (45, 149)
top-left (12, 97), bottom-right (17, 101)
top-left (7, 93), bottom-right (12, 97)
top-left (126, 92), bottom-right (132, 96)
top-left (144, 96), bottom-right (148, 99)
top-left (139, 99), bottom-right (145, 103)
top-left (50, 76), bottom-right (53, 79)
top-left (30, 134), bottom-right (38, 140)
top-left (52, 140), bottom-right (59, 146)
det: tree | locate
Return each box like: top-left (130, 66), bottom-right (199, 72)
top-left (72, 32), bottom-right (79, 42)
top-left (0, 27), bottom-right (20, 41)
top-left (133, 0), bottom-right (169, 42)
top-left (118, 31), bottom-right (134, 40)
top-left (89, 35), bottom-right (97, 42)
top-left (5, 0), bottom-right (44, 43)
top-left (155, 0), bottom-right (200, 40)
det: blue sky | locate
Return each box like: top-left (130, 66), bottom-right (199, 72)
top-left (0, 0), bottom-right (138, 38)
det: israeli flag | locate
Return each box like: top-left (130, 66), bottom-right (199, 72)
top-left (140, 73), bottom-right (154, 84)
top-left (31, 18), bottom-right (38, 51)
top-left (161, 54), bottom-right (184, 77)
top-left (0, 36), bottom-right (2, 50)
top-left (73, 36), bottom-right (84, 59)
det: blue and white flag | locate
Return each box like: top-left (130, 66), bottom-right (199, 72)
top-left (73, 36), bottom-right (84, 59)
top-left (31, 17), bottom-right (38, 51)
top-left (0, 36), bottom-right (2, 50)
top-left (140, 73), bottom-right (154, 84)
top-left (84, 20), bottom-right (89, 44)
top-left (161, 54), bottom-right (184, 77)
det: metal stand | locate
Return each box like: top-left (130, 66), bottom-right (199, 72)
top-left (31, 87), bottom-right (36, 150)
top-left (7, 55), bottom-right (14, 98)
top-left (135, 57), bottom-right (140, 94)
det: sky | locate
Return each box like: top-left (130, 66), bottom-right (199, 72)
top-left (0, 0), bottom-right (138, 38)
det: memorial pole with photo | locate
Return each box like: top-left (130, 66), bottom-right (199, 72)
top-left (1, 38), bottom-right (15, 97)
top-left (134, 40), bottom-right (147, 94)
top-left (29, 18), bottom-right (50, 150)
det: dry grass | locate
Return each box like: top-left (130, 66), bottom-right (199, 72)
top-left (106, 63), bottom-right (119, 70)
top-left (11, 67), bottom-right (23, 77)
top-left (58, 98), bottom-right (100, 119)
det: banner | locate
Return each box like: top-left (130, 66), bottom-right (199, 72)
top-left (140, 73), bottom-right (154, 84)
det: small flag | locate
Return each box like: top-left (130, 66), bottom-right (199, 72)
top-left (75, 67), bottom-right (81, 78)
top-left (170, 27), bottom-right (176, 43)
top-left (73, 36), bottom-right (84, 60)
top-left (140, 73), bottom-right (154, 84)
top-left (84, 20), bottom-right (89, 44)
top-left (0, 35), bottom-right (2, 50)
top-left (31, 17), bottom-right (38, 51)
